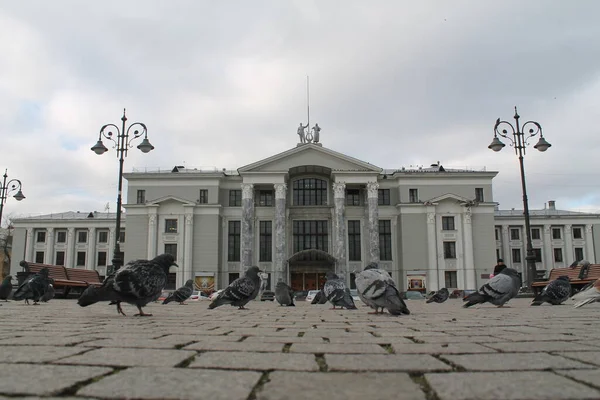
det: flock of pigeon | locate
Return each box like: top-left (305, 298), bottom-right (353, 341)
top-left (0, 254), bottom-right (599, 315)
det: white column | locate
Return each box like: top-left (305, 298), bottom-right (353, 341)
top-left (87, 228), bottom-right (96, 270)
top-left (426, 210), bottom-right (438, 291)
top-left (333, 182), bottom-right (347, 279)
top-left (147, 212), bottom-right (158, 259)
top-left (502, 225), bottom-right (510, 263)
top-left (463, 207), bottom-right (476, 289)
top-left (274, 183), bottom-right (287, 284)
top-left (585, 224), bottom-right (595, 262)
top-left (24, 228), bottom-right (33, 261)
top-left (366, 182), bottom-right (380, 263)
top-left (240, 183), bottom-right (255, 270)
top-left (184, 212), bottom-right (194, 283)
top-left (543, 224), bottom-right (553, 269)
top-left (44, 228), bottom-right (54, 264)
top-left (66, 227), bottom-right (75, 268)
top-left (564, 224), bottom-right (573, 265)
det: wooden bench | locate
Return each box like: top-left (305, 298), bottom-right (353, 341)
top-left (531, 264), bottom-right (600, 295)
top-left (19, 261), bottom-right (102, 298)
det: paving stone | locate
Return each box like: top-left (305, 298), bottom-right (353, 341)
top-left (54, 347), bottom-right (195, 367)
top-left (413, 335), bottom-right (498, 343)
top-left (243, 335), bottom-right (326, 344)
top-left (326, 353), bottom-right (452, 372)
top-left (289, 343), bottom-right (387, 354)
top-left (390, 342), bottom-right (497, 354)
top-left (557, 369), bottom-right (600, 389)
top-left (442, 352), bottom-right (594, 371)
top-left (78, 338), bottom-right (186, 349)
top-left (327, 335), bottom-right (412, 344)
top-left (183, 341), bottom-right (283, 352)
top-left (190, 351), bottom-right (319, 371)
top-left (258, 372), bottom-right (426, 400)
top-left (555, 351), bottom-right (600, 367)
top-left (485, 341), bottom-right (598, 353)
top-left (0, 345), bottom-right (91, 363)
top-left (78, 367), bottom-right (261, 400)
top-left (0, 364), bottom-right (111, 396)
top-left (425, 371), bottom-right (600, 400)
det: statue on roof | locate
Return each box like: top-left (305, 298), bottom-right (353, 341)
top-left (298, 123), bottom-right (322, 144)
top-left (297, 123), bottom-right (308, 144)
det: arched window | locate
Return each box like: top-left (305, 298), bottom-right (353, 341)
top-left (292, 178), bottom-right (328, 206)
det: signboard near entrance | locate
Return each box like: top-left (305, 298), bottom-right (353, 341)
top-left (407, 275), bottom-right (426, 293)
top-left (195, 273), bottom-right (215, 294)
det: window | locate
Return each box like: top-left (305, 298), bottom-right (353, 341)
top-left (444, 271), bottom-right (458, 288)
top-left (259, 221), bottom-right (272, 262)
top-left (164, 244), bottom-right (177, 261)
top-left (409, 188), bottom-right (418, 203)
top-left (136, 189), bottom-right (146, 204)
top-left (512, 248), bottom-right (521, 263)
top-left (258, 190), bottom-right (273, 207)
top-left (98, 231), bottom-right (108, 243)
top-left (346, 189), bottom-right (360, 206)
top-left (475, 188), bottom-right (484, 202)
top-left (533, 248), bottom-right (542, 263)
top-left (35, 251), bottom-right (44, 263)
top-left (531, 228), bottom-right (541, 240)
top-left (36, 231), bottom-right (46, 243)
top-left (293, 220), bottom-right (328, 253)
top-left (552, 228), bottom-right (561, 240)
top-left (348, 220), bottom-right (361, 261)
top-left (495, 228), bottom-right (500, 241)
top-left (293, 178), bottom-right (327, 206)
top-left (553, 248), bottom-right (563, 262)
top-left (228, 273), bottom-right (240, 284)
top-left (379, 220), bottom-right (392, 261)
top-left (77, 231), bottom-right (87, 243)
top-left (55, 251), bottom-right (65, 266)
top-left (97, 251), bottom-right (107, 266)
top-left (229, 190), bottom-right (242, 206)
top-left (378, 189), bottom-right (390, 206)
top-left (443, 242), bottom-right (456, 259)
top-left (119, 230), bottom-right (125, 243)
top-left (510, 228), bottom-right (520, 240)
top-left (442, 216), bottom-right (455, 231)
top-left (575, 247), bottom-right (584, 261)
top-left (496, 249), bottom-right (501, 261)
top-left (56, 231), bottom-right (67, 243)
top-left (573, 227), bottom-right (583, 239)
top-left (165, 219), bottom-right (178, 233)
top-left (228, 221), bottom-right (241, 261)
top-left (76, 251), bottom-right (86, 266)
top-left (199, 189), bottom-right (208, 204)
top-left (350, 273), bottom-right (357, 289)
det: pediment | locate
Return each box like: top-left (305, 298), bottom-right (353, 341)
top-left (425, 193), bottom-right (473, 205)
top-left (238, 144), bottom-right (382, 174)
top-left (146, 195), bottom-right (196, 206)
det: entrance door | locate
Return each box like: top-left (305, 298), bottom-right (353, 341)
top-left (304, 274), bottom-right (318, 291)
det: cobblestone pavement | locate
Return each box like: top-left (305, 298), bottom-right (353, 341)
top-left (0, 297), bottom-right (599, 400)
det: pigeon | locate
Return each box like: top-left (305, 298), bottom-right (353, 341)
top-left (355, 263), bottom-right (410, 315)
top-left (0, 275), bottom-right (13, 301)
top-left (463, 267), bottom-right (520, 308)
top-left (274, 279), bottom-right (295, 306)
top-left (426, 287), bottom-right (450, 304)
top-left (163, 279), bottom-right (194, 305)
top-left (323, 271), bottom-right (357, 309)
top-left (77, 253), bottom-right (178, 316)
top-left (40, 283), bottom-right (55, 302)
top-left (531, 276), bottom-right (571, 306)
top-left (208, 266), bottom-right (262, 310)
top-left (13, 268), bottom-right (52, 305)
top-left (571, 279), bottom-right (600, 308)
top-left (311, 289), bottom-right (328, 304)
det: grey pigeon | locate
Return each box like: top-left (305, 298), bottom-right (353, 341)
top-left (0, 275), bottom-right (13, 301)
top-left (311, 289), bottom-right (328, 304)
top-left (463, 267), bottom-right (520, 308)
top-left (426, 287), bottom-right (450, 304)
top-left (77, 253), bottom-right (178, 316)
top-left (40, 284), bottom-right (55, 302)
top-left (571, 279), bottom-right (600, 308)
top-left (323, 271), bottom-right (357, 309)
top-left (355, 263), bottom-right (409, 315)
top-left (531, 276), bottom-right (571, 306)
top-left (13, 268), bottom-right (52, 305)
top-left (208, 266), bottom-right (262, 310)
top-left (274, 280), bottom-right (295, 306)
top-left (163, 279), bottom-right (194, 305)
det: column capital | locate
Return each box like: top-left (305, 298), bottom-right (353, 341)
top-left (241, 183), bottom-right (254, 199)
top-left (427, 212), bottom-right (435, 224)
top-left (564, 224), bottom-right (572, 233)
top-left (274, 183), bottom-right (287, 199)
top-left (47, 227), bottom-right (54, 233)
top-left (585, 224), bottom-right (593, 233)
top-left (149, 214), bottom-right (157, 224)
top-left (332, 182), bottom-right (346, 199)
top-left (185, 214), bottom-right (193, 225)
top-left (366, 182), bottom-right (379, 198)
top-left (463, 208), bottom-right (472, 224)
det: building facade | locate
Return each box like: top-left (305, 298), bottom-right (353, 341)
top-left (11, 143), bottom-right (501, 293)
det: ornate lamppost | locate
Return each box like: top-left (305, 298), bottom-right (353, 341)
top-left (488, 107), bottom-right (551, 289)
top-left (91, 109), bottom-right (154, 272)
top-left (0, 169), bottom-right (25, 227)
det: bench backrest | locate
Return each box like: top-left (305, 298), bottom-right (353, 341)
top-left (20, 261), bottom-right (69, 280)
top-left (66, 268), bottom-right (102, 283)
top-left (547, 264), bottom-right (600, 281)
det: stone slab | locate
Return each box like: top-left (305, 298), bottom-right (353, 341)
top-left (54, 347), bottom-right (196, 367)
top-left (390, 342), bottom-right (497, 354)
top-left (326, 353), bottom-right (452, 372)
top-left (0, 345), bottom-right (91, 363)
top-left (183, 341), bottom-right (283, 352)
top-left (442, 352), bottom-right (593, 371)
top-left (485, 341), bottom-right (598, 353)
top-left (289, 343), bottom-right (387, 354)
top-left (557, 369), bottom-right (600, 389)
top-left (555, 351), bottom-right (600, 367)
top-left (190, 351), bottom-right (319, 371)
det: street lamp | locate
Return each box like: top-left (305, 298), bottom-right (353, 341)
top-left (0, 169), bottom-right (26, 227)
top-left (91, 109), bottom-right (154, 272)
top-left (488, 106), bottom-right (551, 289)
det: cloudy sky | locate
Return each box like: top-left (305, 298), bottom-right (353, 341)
top-left (1, 0), bottom-right (599, 224)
